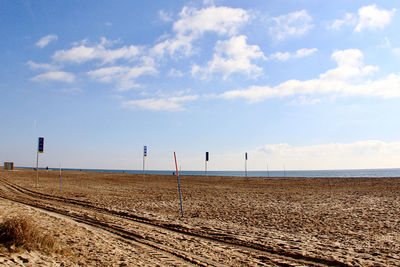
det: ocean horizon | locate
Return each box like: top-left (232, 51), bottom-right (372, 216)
top-left (18, 167), bottom-right (400, 178)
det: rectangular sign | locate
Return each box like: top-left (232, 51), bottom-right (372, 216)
top-left (206, 152), bottom-right (209, 162)
top-left (144, 146), bottom-right (147, 157)
top-left (38, 137), bottom-right (44, 153)
top-left (245, 152), bottom-right (248, 160)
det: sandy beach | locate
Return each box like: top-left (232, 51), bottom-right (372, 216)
top-left (1, 168), bottom-right (399, 266)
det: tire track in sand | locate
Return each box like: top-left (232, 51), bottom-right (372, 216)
top-left (0, 179), bottom-right (349, 266)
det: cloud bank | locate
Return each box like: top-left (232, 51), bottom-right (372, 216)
top-left (220, 49), bottom-right (400, 102)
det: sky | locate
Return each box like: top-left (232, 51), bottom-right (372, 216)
top-left (1, 0), bottom-right (400, 171)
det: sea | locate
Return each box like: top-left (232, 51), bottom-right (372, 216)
top-left (23, 167), bottom-right (400, 178)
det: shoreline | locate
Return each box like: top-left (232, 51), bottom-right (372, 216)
top-left (11, 166), bottom-right (400, 178)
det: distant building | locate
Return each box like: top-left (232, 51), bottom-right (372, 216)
top-left (4, 162), bottom-right (14, 170)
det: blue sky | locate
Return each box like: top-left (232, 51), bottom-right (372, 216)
top-left (1, 0), bottom-right (400, 171)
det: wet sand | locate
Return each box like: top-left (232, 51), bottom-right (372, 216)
top-left (1, 169), bottom-right (399, 266)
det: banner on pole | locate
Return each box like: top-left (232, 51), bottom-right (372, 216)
top-left (245, 152), bottom-right (248, 160)
top-left (206, 152), bottom-right (209, 162)
top-left (38, 137), bottom-right (44, 153)
top-left (144, 146), bottom-right (147, 157)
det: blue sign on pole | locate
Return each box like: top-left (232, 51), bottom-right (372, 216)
top-left (245, 152), bottom-right (248, 160)
top-left (144, 146), bottom-right (147, 157)
top-left (38, 137), bottom-right (44, 153)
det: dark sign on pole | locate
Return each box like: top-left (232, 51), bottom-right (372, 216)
top-left (206, 152), bottom-right (209, 162)
top-left (38, 137), bottom-right (44, 153)
top-left (144, 146), bottom-right (147, 157)
top-left (245, 152), bottom-right (248, 160)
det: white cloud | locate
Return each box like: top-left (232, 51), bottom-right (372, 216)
top-left (31, 37), bottom-right (155, 92)
top-left (36, 34), bottom-right (58, 48)
top-left (329, 13), bottom-right (357, 30)
top-left (192, 35), bottom-right (266, 79)
top-left (220, 48), bottom-right (400, 102)
top-left (53, 37), bottom-right (141, 64)
top-left (355, 5), bottom-right (396, 32)
top-left (178, 140), bottom-right (400, 170)
top-left (321, 49), bottom-right (378, 80)
top-left (270, 48), bottom-right (317, 61)
top-left (32, 71), bottom-right (75, 83)
top-left (269, 10), bottom-right (313, 40)
top-left (159, 10), bottom-right (173, 22)
top-left (295, 48), bottom-right (318, 58)
top-left (382, 37), bottom-right (400, 57)
top-left (174, 6), bottom-right (248, 36)
top-left (168, 68), bottom-right (184, 77)
top-left (27, 60), bottom-right (57, 70)
top-left (289, 96), bottom-right (321, 105)
top-left (329, 5), bottom-right (396, 31)
top-left (261, 140), bottom-right (400, 157)
top-left (256, 140), bottom-right (400, 170)
top-left (152, 6), bottom-right (249, 57)
top-left (122, 95), bottom-right (198, 111)
top-left (87, 65), bottom-right (156, 91)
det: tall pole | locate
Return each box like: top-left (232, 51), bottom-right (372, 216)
top-left (283, 164), bottom-right (286, 177)
top-left (245, 152), bottom-right (248, 178)
top-left (205, 152), bottom-right (209, 176)
top-left (174, 152), bottom-right (184, 217)
top-left (36, 151), bottom-right (39, 188)
top-left (143, 146), bottom-right (147, 179)
top-left (33, 120), bottom-right (36, 169)
top-left (59, 163), bottom-right (62, 193)
top-left (143, 156), bottom-right (145, 175)
top-left (36, 137), bottom-right (44, 188)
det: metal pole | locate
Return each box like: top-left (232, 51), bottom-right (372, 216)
top-left (36, 151), bottom-right (39, 188)
top-left (33, 120), bottom-right (36, 170)
top-left (205, 152), bottom-right (208, 176)
top-left (143, 146), bottom-right (147, 180)
top-left (245, 160), bottom-right (247, 178)
top-left (143, 155), bottom-right (145, 177)
top-left (59, 163), bottom-right (62, 193)
top-left (174, 152), bottom-right (184, 217)
top-left (245, 153), bottom-right (248, 178)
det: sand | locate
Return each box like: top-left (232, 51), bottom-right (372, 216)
top-left (1, 169), bottom-right (399, 266)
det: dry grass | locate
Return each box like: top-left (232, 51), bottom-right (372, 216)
top-left (0, 215), bottom-right (62, 254)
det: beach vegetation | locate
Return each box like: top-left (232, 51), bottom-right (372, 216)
top-left (0, 215), bottom-right (64, 254)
